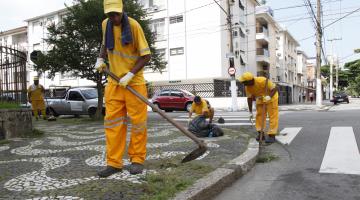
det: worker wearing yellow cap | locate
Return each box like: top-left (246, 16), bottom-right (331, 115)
top-left (95, 0), bottom-right (151, 177)
top-left (28, 76), bottom-right (47, 121)
top-left (238, 72), bottom-right (279, 143)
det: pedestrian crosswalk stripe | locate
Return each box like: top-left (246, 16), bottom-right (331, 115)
top-left (319, 127), bottom-right (360, 175)
top-left (276, 127), bottom-right (302, 145)
top-left (174, 118), bottom-right (268, 122)
top-left (216, 123), bottom-right (252, 126)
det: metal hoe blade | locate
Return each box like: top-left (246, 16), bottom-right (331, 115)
top-left (181, 146), bottom-right (207, 163)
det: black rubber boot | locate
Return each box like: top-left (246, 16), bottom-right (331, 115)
top-left (97, 166), bottom-right (122, 178)
top-left (265, 135), bottom-right (276, 144)
top-left (256, 132), bottom-right (265, 142)
top-left (129, 163), bottom-right (144, 175)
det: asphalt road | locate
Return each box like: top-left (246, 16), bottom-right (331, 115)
top-left (215, 99), bottom-right (360, 200)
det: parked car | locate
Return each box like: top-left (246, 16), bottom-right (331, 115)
top-left (151, 89), bottom-right (195, 112)
top-left (331, 92), bottom-right (349, 105)
top-left (45, 87), bottom-right (105, 118)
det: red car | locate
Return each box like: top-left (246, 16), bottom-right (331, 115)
top-left (151, 89), bottom-right (195, 112)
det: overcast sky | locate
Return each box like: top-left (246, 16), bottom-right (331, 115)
top-left (1, 0), bottom-right (359, 65)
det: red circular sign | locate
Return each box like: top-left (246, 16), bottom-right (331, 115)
top-left (228, 67), bottom-right (236, 76)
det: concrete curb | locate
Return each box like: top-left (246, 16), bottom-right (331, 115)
top-left (173, 138), bottom-right (259, 200)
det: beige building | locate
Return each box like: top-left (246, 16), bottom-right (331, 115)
top-left (255, 5), bottom-right (280, 82)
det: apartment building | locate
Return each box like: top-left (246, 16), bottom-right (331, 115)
top-left (255, 5), bottom-right (280, 82)
top-left (140, 0), bottom-right (259, 83)
top-left (295, 50), bottom-right (308, 103)
top-left (0, 26), bottom-right (27, 51)
top-left (25, 8), bottom-right (95, 88)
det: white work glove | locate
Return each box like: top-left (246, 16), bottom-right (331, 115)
top-left (263, 95), bottom-right (271, 103)
top-left (119, 72), bottom-right (134, 87)
top-left (95, 58), bottom-right (107, 72)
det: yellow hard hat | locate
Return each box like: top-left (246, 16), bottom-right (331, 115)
top-left (104, 0), bottom-right (123, 14)
top-left (33, 76), bottom-right (39, 81)
top-left (238, 72), bottom-right (254, 82)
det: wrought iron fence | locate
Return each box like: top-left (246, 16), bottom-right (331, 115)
top-left (0, 46), bottom-right (27, 103)
top-left (147, 79), bottom-right (245, 98)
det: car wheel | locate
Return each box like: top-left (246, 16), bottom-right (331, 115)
top-left (47, 108), bottom-right (59, 117)
top-left (88, 107), bottom-right (97, 119)
top-left (74, 114), bottom-right (80, 118)
top-left (152, 103), bottom-right (160, 112)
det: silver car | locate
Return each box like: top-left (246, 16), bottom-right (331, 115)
top-left (46, 87), bottom-right (105, 118)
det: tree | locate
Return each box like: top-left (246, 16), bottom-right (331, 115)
top-left (344, 59), bottom-right (360, 95)
top-left (320, 64), bottom-right (349, 91)
top-left (34, 0), bottom-right (166, 119)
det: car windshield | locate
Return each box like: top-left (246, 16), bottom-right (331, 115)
top-left (181, 90), bottom-right (195, 96)
top-left (81, 89), bottom-right (98, 99)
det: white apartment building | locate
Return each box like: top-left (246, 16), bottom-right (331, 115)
top-left (295, 50), bottom-right (308, 103)
top-left (25, 8), bottom-right (95, 88)
top-left (140, 0), bottom-right (259, 84)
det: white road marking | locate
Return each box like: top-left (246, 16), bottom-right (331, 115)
top-left (319, 127), bottom-right (360, 175)
top-left (174, 118), bottom-right (268, 122)
top-left (276, 127), bottom-right (302, 145)
top-left (215, 122), bottom-right (252, 126)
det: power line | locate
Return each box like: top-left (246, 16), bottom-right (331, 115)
top-left (323, 7), bottom-right (360, 29)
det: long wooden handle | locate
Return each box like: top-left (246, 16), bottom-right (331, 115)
top-left (103, 68), bottom-right (206, 148)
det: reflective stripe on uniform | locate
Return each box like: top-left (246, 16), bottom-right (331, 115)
top-left (130, 121), bottom-right (147, 133)
top-left (107, 50), bottom-right (139, 60)
top-left (104, 116), bottom-right (128, 125)
top-left (104, 121), bottom-right (128, 129)
top-left (139, 48), bottom-right (150, 54)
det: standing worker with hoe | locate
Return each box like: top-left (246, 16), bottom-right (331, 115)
top-left (238, 72), bottom-right (279, 143)
top-left (95, 0), bottom-right (151, 177)
top-left (28, 76), bottom-right (47, 121)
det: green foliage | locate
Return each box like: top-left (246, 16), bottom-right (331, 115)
top-left (320, 64), bottom-right (349, 90)
top-left (344, 59), bottom-right (360, 95)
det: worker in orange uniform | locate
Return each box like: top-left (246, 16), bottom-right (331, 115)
top-left (28, 76), bottom-right (47, 121)
top-left (238, 72), bottom-right (279, 143)
top-left (188, 96), bottom-right (215, 124)
top-left (95, 0), bottom-right (151, 177)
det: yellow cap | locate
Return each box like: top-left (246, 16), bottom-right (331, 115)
top-left (33, 76), bottom-right (39, 81)
top-left (238, 72), bottom-right (254, 82)
top-left (104, 0), bottom-right (123, 14)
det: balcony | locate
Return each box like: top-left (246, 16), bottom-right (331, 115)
top-left (256, 48), bottom-right (270, 64)
top-left (256, 27), bottom-right (269, 44)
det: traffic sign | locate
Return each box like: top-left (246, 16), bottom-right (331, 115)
top-left (228, 67), bottom-right (236, 76)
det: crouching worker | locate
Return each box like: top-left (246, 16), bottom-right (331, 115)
top-left (188, 96), bottom-right (214, 124)
top-left (238, 72), bottom-right (279, 144)
top-left (188, 96), bottom-right (223, 137)
top-left (95, 0), bottom-right (151, 177)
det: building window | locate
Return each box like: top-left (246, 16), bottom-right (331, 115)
top-left (239, 0), bottom-right (245, 10)
top-left (156, 48), bottom-right (166, 58)
top-left (150, 0), bottom-right (165, 8)
top-left (232, 30), bottom-right (238, 37)
top-left (170, 47), bottom-right (184, 56)
top-left (149, 18), bottom-right (165, 41)
top-left (239, 27), bottom-right (245, 38)
top-left (33, 43), bottom-right (41, 51)
top-left (61, 72), bottom-right (76, 80)
top-left (170, 15), bottom-right (183, 24)
top-left (32, 21), bottom-right (41, 33)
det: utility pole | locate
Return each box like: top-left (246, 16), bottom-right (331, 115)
top-left (214, 0), bottom-right (237, 111)
top-left (316, 0), bottom-right (322, 107)
top-left (328, 38), bottom-right (342, 98)
top-left (227, 0), bottom-right (238, 111)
